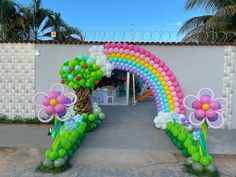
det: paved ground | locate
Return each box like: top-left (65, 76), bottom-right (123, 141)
top-left (0, 99), bottom-right (236, 176)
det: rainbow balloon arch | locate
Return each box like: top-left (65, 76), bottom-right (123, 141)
top-left (34, 42), bottom-right (227, 175)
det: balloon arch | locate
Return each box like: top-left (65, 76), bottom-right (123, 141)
top-left (33, 42), bottom-right (225, 174)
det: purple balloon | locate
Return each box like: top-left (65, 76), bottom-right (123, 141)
top-left (58, 109), bottom-right (66, 117)
top-left (208, 114), bottom-right (218, 122)
top-left (65, 97), bottom-right (71, 104)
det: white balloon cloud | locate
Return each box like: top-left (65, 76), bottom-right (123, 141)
top-left (89, 45), bottom-right (114, 77)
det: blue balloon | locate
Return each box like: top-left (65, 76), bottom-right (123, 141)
top-left (58, 109), bottom-right (66, 117)
top-left (65, 97), bottom-right (71, 104)
top-left (86, 58), bottom-right (94, 65)
top-left (63, 66), bottom-right (70, 73)
top-left (68, 74), bottom-right (74, 81)
top-left (75, 65), bottom-right (81, 71)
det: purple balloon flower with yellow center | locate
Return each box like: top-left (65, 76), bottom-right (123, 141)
top-left (183, 88), bottom-right (228, 129)
top-left (33, 83), bottom-right (77, 123)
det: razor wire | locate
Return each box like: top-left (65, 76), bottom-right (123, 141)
top-left (81, 30), bottom-right (236, 43)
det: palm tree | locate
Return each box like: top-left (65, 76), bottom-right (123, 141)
top-left (44, 12), bottom-right (84, 41)
top-left (0, 0), bottom-right (22, 40)
top-left (178, 0), bottom-right (236, 42)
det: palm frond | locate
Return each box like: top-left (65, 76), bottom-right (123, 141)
top-left (178, 15), bottom-right (212, 34)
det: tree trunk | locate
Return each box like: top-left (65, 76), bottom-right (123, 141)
top-left (74, 87), bottom-right (91, 115)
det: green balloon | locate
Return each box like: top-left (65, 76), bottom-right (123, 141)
top-left (200, 156), bottom-right (210, 166)
top-left (68, 135), bottom-right (77, 144)
top-left (80, 121), bottom-right (87, 128)
top-left (192, 152), bottom-right (200, 162)
top-left (79, 79), bottom-right (86, 86)
top-left (184, 139), bottom-right (193, 148)
top-left (59, 149), bottom-right (66, 158)
top-left (88, 114), bottom-right (96, 121)
top-left (178, 132), bottom-right (187, 142)
top-left (61, 139), bottom-right (72, 150)
top-left (67, 150), bottom-right (74, 159)
top-left (173, 129), bottom-right (180, 137)
top-left (44, 149), bottom-right (52, 158)
top-left (188, 145), bottom-right (198, 155)
top-left (49, 151), bottom-right (59, 161)
top-left (206, 154), bottom-right (212, 162)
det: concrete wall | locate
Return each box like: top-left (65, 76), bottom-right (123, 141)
top-left (0, 43), bottom-right (235, 128)
top-left (0, 43), bottom-right (35, 118)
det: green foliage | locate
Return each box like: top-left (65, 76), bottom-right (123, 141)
top-left (0, 115), bottom-right (53, 124)
top-left (0, 0), bottom-right (83, 41)
top-left (59, 55), bottom-right (103, 90)
top-left (179, 0), bottom-right (236, 42)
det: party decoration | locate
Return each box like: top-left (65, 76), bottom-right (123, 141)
top-left (33, 83), bottom-right (77, 123)
top-left (104, 42), bottom-right (185, 114)
top-left (183, 88), bottom-right (228, 129)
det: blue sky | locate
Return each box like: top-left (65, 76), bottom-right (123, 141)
top-left (16, 0), bottom-right (204, 41)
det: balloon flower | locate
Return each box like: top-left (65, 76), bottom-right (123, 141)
top-left (33, 83), bottom-right (77, 123)
top-left (183, 88), bottom-right (228, 129)
top-left (184, 88), bottom-right (228, 157)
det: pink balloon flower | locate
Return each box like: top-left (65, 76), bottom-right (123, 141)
top-left (33, 83), bottom-right (77, 123)
top-left (183, 88), bottom-right (228, 129)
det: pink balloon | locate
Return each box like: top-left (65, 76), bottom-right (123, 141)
top-left (175, 87), bottom-right (181, 92)
top-left (205, 109), bottom-right (217, 119)
top-left (179, 98), bottom-right (183, 103)
top-left (139, 48), bottom-right (145, 54)
top-left (174, 108), bottom-right (180, 112)
top-left (114, 48), bottom-right (119, 53)
top-left (128, 45), bottom-right (135, 50)
top-left (145, 51), bottom-right (151, 57)
top-left (129, 50), bottom-right (135, 56)
top-left (159, 61), bottom-right (165, 67)
top-left (165, 76), bottom-right (170, 81)
top-left (172, 81), bottom-right (178, 87)
top-left (170, 76), bottom-right (176, 82)
top-left (119, 48), bottom-right (124, 53)
top-left (145, 57), bottom-right (150, 62)
top-left (166, 71), bottom-right (172, 77)
top-left (180, 110), bottom-right (185, 114)
top-left (55, 104), bottom-right (65, 113)
top-left (45, 105), bottom-right (55, 115)
top-left (174, 102), bottom-right (179, 107)
top-left (200, 95), bottom-right (211, 104)
top-left (177, 92), bottom-right (183, 98)
top-left (157, 68), bottom-right (163, 72)
top-left (134, 46), bottom-right (139, 52)
top-left (57, 95), bottom-right (66, 104)
top-left (104, 43), bottom-right (110, 48)
top-left (140, 54), bottom-right (145, 59)
top-left (154, 64), bottom-right (159, 69)
top-left (123, 43), bottom-right (128, 49)
top-left (108, 48), bottom-right (113, 53)
top-left (163, 66), bottom-right (169, 72)
top-left (124, 49), bottom-right (129, 54)
top-left (48, 91), bottom-right (58, 99)
top-left (42, 97), bottom-right (50, 106)
top-left (161, 72), bottom-right (166, 76)
top-left (209, 101), bottom-right (220, 110)
top-left (135, 52), bottom-right (140, 58)
top-left (192, 100), bottom-right (202, 109)
top-left (173, 97), bottom-right (178, 101)
top-left (110, 42), bottom-right (116, 48)
top-left (155, 58), bottom-right (160, 64)
top-left (150, 54), bottom-right (155, 60)
top-left (150, 60), bottom-right (154, 65)
top-left (208, 114), bottom-right (218, 122)
top-left (104, 48), bottom-right (109, 54)
top-left (195, 109), bottom-right (205, 119)
top-left (179, 104), bottom-right (185, 110)
top-left (117, 42), bottom-right (123, 48)
top-left (171, 91), bottom-right (176, 96)
top-left (169, 86), bottom-right (175, 91)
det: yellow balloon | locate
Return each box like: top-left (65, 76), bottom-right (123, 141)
top-left (117, 53), bottom-right (121, 57)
